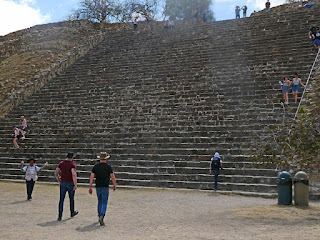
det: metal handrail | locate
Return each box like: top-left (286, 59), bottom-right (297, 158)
top-left (294, 48), bottom-right (320, 119)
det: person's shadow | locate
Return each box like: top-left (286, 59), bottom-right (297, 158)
top-left (37, 218), bottom-right (71, 227)
top-left (75, 222), bottom-right (101, 232)
top-left (9, 200), bottom-right (28, 205)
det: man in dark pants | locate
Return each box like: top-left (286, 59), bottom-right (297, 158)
top-left (210, 152), bottom-right (223, 190)
top-left (89, 152), bottom-right (116, 226)
top-left (21, 158), bottom-right (47, 200)
top-left (55, 153), bottom-right (78, 221)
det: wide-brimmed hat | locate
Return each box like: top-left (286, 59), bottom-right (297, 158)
top-left (66, 152), bottom-right (74, 159)
top-left (97, 152), bottom-right (110, 160)
top-left (28, 158), bottom-right (36, 163)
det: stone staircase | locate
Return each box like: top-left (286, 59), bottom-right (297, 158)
top-left (0, 4), bottom-right (319, 197)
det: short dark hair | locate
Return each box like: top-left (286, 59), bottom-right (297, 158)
top-left (295, 73), bottom-right (298, 76)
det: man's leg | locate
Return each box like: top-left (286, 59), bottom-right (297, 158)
top-left (26, 181), bottom-right (31, 200)
top-left (100, 187), bottom-right (110, 216)
top-left (58, 183), bottom-right (67, 219)
top-left (98, 188), bottom-right (109, 226)
top-left (214, 169), bottom-right (220, 190)
top-left (96, 187), bottom-right (102, 216)
top-left (67, 183), bottom-right (76, 216)
top-left (29, 180), bottom-right (35, 199)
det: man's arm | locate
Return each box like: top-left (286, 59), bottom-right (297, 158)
top-left (111, 173), bottom-right (117, 191)
top-left (89, 173), bottom-right (95, 194)
top-left (54, 167), bottom-right (61, 184)
top-left (209, 161), bottom-right (212, 174)
top-left (71, 168), bottom-right (77, 191)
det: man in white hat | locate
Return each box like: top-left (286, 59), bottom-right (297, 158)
top-left (89, 152), bottom-right (116, 226)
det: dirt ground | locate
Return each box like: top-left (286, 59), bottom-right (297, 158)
top-left (0, 181), bottom-right (319, 240)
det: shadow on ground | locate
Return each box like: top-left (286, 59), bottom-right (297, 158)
top-left (75, 222), bottom-right (102, 232)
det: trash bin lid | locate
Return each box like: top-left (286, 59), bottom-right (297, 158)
top-left (278, 171), bottom-right (292, 181)
top-left (294, 171), bottom-right (309, 181)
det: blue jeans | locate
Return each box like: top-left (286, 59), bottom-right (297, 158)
top-left (213, 169), bottom-right (220, 190)
top-left (58, 182), bottom-right (75, 218)
top-left (26, 180), bottom-right (35, 200)
top-left (96, 187), bottom-right (109, 216)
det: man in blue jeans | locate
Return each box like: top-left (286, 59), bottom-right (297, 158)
top-left (210, 152), bottom-right (223, 190)
top-left (55, 152), bottom-right (78, 221)
top-left (89, 152), bottom-right (116, 226)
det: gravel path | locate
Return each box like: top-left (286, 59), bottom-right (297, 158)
top-left (0, 181), bottom-right (319, 240)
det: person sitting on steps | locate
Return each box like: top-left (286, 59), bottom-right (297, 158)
top-left (12, 126), bottom-right (21, 149)
top-left (19, 115), bottom-right (27, 140)
top-left (309, 23), bottom-right (319, 42)
top-left (312, 28), bottom-right (320, 50)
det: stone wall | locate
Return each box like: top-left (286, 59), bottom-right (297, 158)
top-left (0, 20), bottom-right (109, 117)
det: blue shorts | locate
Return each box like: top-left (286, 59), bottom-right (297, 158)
top-left (266, 8), bottom-right (270, 12)
top-left (313, 39), bottom-right (320, 46)
top-left (292, 85), bottom-right (299, 91)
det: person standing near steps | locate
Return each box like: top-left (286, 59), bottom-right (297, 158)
top-left (55, 152), bottom-right (78, 221)
top-left (89, 152), bottom-right (116, 226)
top-left (210, 152), bottom-right (223, 191)
top-left (21, 158), bottom-right (48, 200)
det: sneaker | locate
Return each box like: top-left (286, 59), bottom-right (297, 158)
top-left (71, 210), bottom-right (78, 217)
top-left (27, 198), bottom-right (32, 201)
top-left (57, 217), bottom-right (62, 221)
top-left (99, 215), bottom-right (105, 226)
top-left (21, 136), bottom-right (25, 140)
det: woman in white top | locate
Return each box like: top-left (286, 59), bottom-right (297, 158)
top-left (292, 73), bottom-right (305, 104)
top-left (21, 159), bottom-right (47, 200)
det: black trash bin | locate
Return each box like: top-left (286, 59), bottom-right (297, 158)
top-left (277, 171), bottom-right (292, 205)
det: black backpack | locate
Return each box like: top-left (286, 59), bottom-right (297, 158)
top-left (211, 157), bottom-right (221, 169)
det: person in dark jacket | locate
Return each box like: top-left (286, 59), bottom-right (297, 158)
top-left (210, 152), bottom-right (223, 190)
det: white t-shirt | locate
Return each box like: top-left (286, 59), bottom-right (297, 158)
top-left (293, 78), bottom-right (301, 85)
top-left (23, 166), bottom-right (41, 178)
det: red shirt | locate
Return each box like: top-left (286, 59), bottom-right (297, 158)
top-left (58, 160), bottom-right (76, 183)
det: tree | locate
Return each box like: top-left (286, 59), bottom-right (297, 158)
top-left (248, 107), bottom-right (320, 170)
top-left (70, 0), bottom-right (159, 23)
top-left (163, 0), bottom-right (215, 21)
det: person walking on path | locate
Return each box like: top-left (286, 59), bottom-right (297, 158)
top-left (55, 153), bottom-right (78, 221)
top-left (281, 77), bottom-right (292, 105)
top-left (292, 73), bottom-right (305, 104)
top-left (235, 6), bottom-right (241, 19)
top-left (89, 152), bottom-right (117, 226)
top-left (242, 5), bottom-right (248, 18)
top-left (210, 152), bottom-right (223, 191)
top-left (21, 158), bottom-right (48, 200)
top-left (266, 0), bottom-right (271, 13)
top-left (19, 116), bottom-right (27, 140)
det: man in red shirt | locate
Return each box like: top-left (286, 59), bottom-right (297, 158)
top-left (55, 153), bottom-right (78, 221)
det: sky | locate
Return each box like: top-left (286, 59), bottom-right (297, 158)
top-left (0, 0), bottom-right (287, 36)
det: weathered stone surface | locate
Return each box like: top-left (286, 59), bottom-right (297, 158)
top-left (0, 3), bottom-right (320, 197)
